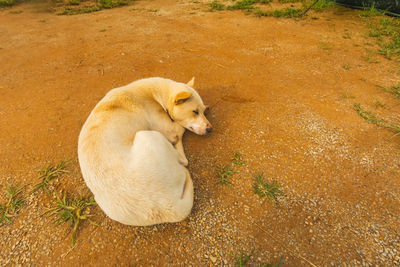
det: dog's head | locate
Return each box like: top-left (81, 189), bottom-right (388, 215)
top-left (167, 77), bottom-right (212, 135)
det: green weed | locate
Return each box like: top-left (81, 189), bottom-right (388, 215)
top-left (377, 83), bottom-right (400, 99)
top-left (235, 251), bottom-right (253, 266)
top-left (0, 183), bottom-right (25, 224)
top-left (261, 261), bottom-right (283, 267)
top-left (48, 193), bottom-right (97, 244)
top-left (217, 166), bottom-right (237, 186)
top-left (232, 152), bottom-right (246, 166)
top-left (354, 103), bottom-right (400, 138)
top-left (227, 0), bottom-right (257, 11)
top-left (253, 173), bottom-right (283, 202)
top-left (278, 0), bottom-right (301, 3)
top-left (309, 0), bottom-right (335, 12)
top-left (373, 98), bottom-right (385, 109)
top-left (343, 90), bottom-right (355, 99)
top-left (255, 7), bottom-right (302, 18)
top-left (209, 1), bottom-right (225, 11)
top-left (58, 6), bottom-right (101, 15)
top-left (0, 0), bottom-right (16, 7)
top-left (367, 17), bottom-right (400, 60)
top-left (33, 160), bottom-right (70, 194)
top-left (360, 3), bottom-right (383, 17)
top-left (343, 64), bottom-right (351, 70)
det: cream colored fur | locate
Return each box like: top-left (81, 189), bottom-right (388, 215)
top-left (78, 77), bottom-right (211, 226)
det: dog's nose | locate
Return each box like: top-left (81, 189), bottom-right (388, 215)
top-left (206, 127), bottom-right (212, 133)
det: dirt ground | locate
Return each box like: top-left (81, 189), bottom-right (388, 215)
top-left (1, 0), bottom-right (400, 266)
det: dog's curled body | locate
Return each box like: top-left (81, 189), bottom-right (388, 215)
top-left (78, 78), bottom-right (211, 226)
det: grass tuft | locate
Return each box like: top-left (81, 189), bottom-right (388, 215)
top-left (48, 193), bottom-right (97, 244)
top-left (0, 183), bottom-right (25, 224)
top-left (378, 83), bottom-right (400, 99)
top-left (360, 3), bottom-right (383, 17)
top-left (232, 152), bottom-right (246, 166)
top-left (373, 98), bottom-right (385, 109)
top-left (33, 160), bottom-right (70, 194)
top-left (308, 0), bottom-right (335, 12)
top-left (235, 251), bottom-right (253, 266)
top-left (217, 166), bottom-right (237, 186)
top-left (209, 0), bottom-right (225, 11)
top-left (253, 173), bottom-right (283, 202)
top-left (366, 17), bottom-right (400, 60)
top-left (354, 103), bottom-right (400, 138)
top-left (255, 7), bottom-right (302, 18)
top-left (227, 0), bottom-right (257, 11)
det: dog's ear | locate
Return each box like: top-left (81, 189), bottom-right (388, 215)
top-left (187, 77), bottom-right (195, 88)
top-left (175, 92), bottom-right (192, 105)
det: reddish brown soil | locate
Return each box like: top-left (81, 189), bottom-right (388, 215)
top-left (1, 1), bottom-right (400, 266)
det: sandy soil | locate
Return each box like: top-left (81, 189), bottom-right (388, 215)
top-left (1, 0), bottom-right (400, 266)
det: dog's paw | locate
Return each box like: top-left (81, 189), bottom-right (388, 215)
top-left (179, 158), bottom-right (189, 167)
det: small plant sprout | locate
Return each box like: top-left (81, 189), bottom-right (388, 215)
top-left (217, 166), bottom-right (237, 186)
top-left (33, 160), bottom-right (70, 194)
top-left (235, 250), bottom-right (253, 266)
top-left (343, 90), bottom-right (355, 99)
top-left (48, 193), bottom-right (97, 244)
top-left (343, 64), bottom-right (351, 70)
top-left (232, 152), bottom-right (246, 166)
top-left (0, 183), bottom-right (25, 224)
top-left (373, 98), bottom-right (385, 109)
top-left (253, 173), bottom-right (283, 202)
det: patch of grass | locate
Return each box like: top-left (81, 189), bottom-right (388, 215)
top-left (99, 28), bottom-right (107, 32)
top-left (261, 261), bottom-right (283, 267)
top-left (235, 251), bottom-right (253, 267)
top-left (227, 0), bottom-right (258, 11)
top-left (9, 10), bottom-right (23, 13)
top-left (255, 7), bottom-right (302, 18)
top-left (342, 32), bottom-right (351, 39)
top-left (342, 64), bottom-right (351, 70)
top-left (0, 0), bottom-right (16, 7)
top-left (343, 90), bottom-right (355, 99)
top-left (217, 166), bottom-right (237, 186)
top-left (309, 0), bottom-right (335, 12)
top-left (253, 173), bottom-right (283, 202)
top-left (57, 0), bottom-right (129, 15)
top-left (209, 1), bottom-right (225, 11)
top-left (58, 5), bottom-right (101, 15)
top-left (232, 152), bottom-right (246, 166)
top-left (378, 83), bottom-right (400, 99)
top-left (319, 42), bottom-right (332, 50)
top-left (363, 48), bottom-right (379, 63)
top-left (360, 3), bottom-right (383, 17)
top-left (354, 103), bottom-right (400, 138)
top-left (278, 0), bottom-right (301, 3)
top-left (48, 193), bottom-right (97, 244)
top-left (67, 0), bottom-right (80, 5)
top-left (367, 17), bottom-right (400, 60)
top-left (0, 183), bottom-right (25, 224)
top-left (373, 98), bottom-right (385, 109)
top-left (33, 160), bottom-right (70, 194)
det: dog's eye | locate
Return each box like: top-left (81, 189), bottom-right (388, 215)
top-left (193, 110), bottom-right (199, 115)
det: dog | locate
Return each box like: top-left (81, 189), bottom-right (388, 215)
top-left (78, 77), bottom-right (212, 226)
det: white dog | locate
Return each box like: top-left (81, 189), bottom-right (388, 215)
top-left (78, 77), bottom-right (212, 226)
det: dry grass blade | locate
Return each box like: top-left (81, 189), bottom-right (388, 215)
top-left (47, 193), bottom-right (97, 244)
top-left (32, 160), bottom-right (71, 194)
top-left (0, 182), bottom-right (25, 224)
